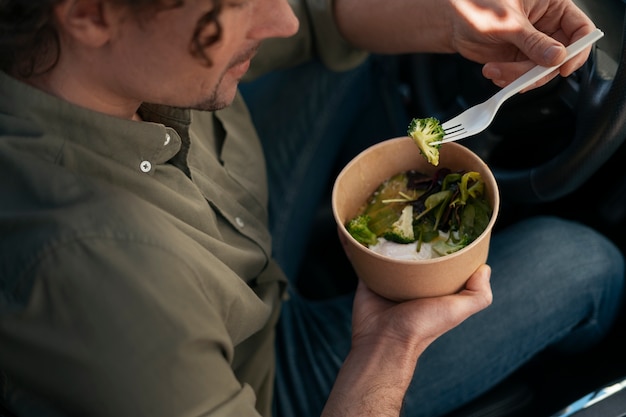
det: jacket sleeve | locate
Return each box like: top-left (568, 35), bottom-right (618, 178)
top-left (0, 238), bottom-right (266, 417)
top-left (244, 0), bottom-right (368, 80)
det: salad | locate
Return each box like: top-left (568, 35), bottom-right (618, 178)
top-left (345, 167), bottom-right (492, 259)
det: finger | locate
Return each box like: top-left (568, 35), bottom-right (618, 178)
top-left (513, 25), bottom-right (567, 68)
top-left (459, 264), bottom-right (493, 307)
top-left (483, 42), bottom-right (592, 91)
top-left (422, 265), bottom-right (492, 334)
top-left (483, 61), bottom-right (560, 91)
top-left (557, 45), bottom-right (592, 77)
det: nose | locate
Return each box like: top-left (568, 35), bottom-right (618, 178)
top-left (252, 0), bottom-right (300, 39)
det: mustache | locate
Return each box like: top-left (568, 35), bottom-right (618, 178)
top-left (229, 43), bottom-right (260, 68)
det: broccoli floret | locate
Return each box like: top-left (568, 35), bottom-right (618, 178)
top-left (383, 205), bottom-right (416, 244)
top-left (346, 214), bottom-right (379, 247)
top-left (407, 117), bottom-right (444, 166)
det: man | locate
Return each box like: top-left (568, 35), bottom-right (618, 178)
top-left (0, 0), bottom-right (623, 416)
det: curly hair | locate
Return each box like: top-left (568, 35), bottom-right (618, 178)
top-left (0, 0), bottom-right (223, 77)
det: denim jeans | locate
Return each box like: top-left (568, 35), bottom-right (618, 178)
top-left (239, 56), bottom-right (625, 417)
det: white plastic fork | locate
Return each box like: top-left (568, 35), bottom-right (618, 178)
top-left (434, 28), bottom-right (604, 144)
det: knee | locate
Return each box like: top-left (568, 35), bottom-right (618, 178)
top-left (492, 215), bottom-right (625, 288)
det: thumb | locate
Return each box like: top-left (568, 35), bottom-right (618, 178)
top-left (516, 27), bottom-right (567, 67)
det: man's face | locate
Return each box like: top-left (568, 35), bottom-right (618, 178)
top-left (97, 0), bottom-right (299, 112)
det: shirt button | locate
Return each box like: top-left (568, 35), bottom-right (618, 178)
top-left (140, 160), bottom-right (152, 173)
top-left (164, 133), bottom-right (171, 146)
top-left (235, 217), bottom-right (245, 228)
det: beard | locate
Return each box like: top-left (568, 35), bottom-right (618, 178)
top-left (193, 84), bottom-right (228, 112)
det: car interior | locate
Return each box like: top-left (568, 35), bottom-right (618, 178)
top-left (1, 1), bottom-right (623, 416)
top-left (296, 0), bottom-right (626, 415)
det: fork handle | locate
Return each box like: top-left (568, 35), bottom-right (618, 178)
top-left (493, 28), bottom-right (605, 103)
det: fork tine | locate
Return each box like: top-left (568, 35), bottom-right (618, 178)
top-left (443, 124), bottom-right (463, 135)
top-left (432, 113), bottom-right (466, 145)
top-left (441, 109), bottom-right (467, 131)
top-left (441, 117), bottom-right (462, 131)
top-left (436, 130), bottom-right (467, 144)
top-left (430, 116), bottom-right (467, 145)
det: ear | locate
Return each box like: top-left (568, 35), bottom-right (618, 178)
top-left (53, 0), bottom-right (113, 47)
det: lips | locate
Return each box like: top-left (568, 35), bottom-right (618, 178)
top-left (229, 59), bottom-right (251, 78)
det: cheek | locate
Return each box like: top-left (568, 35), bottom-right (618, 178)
top-left (114, 27), bottom-right (187, 75)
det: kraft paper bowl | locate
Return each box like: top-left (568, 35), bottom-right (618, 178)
top-left (332, 137), bottom-right (500, 301)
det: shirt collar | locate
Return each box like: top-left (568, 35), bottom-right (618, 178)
top-left (0, 71), bottom-right (189, 176)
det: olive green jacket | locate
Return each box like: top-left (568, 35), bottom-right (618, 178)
top-left (0, 1), bottom-right (365, 416)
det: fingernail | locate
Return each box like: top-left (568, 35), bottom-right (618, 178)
top-left (484, 66), bottom-right (501, 80)
top-left (544, 45), bottom-right (563, 63)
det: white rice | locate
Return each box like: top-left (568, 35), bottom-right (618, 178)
top-left (369, 231), bottom-right (451, 261)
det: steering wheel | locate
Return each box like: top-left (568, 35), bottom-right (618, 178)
top-left (408, 11), bottom-right (626, 204)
